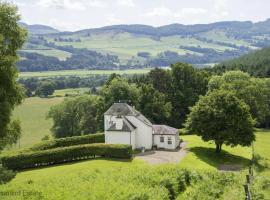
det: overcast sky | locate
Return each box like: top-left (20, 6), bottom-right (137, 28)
top-left (9, 0), bottom-right (270, 31)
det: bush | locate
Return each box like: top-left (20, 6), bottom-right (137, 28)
top-left (2, 143), bottom-right (132, 170)
top-left (30, 133), bottom-right (105, 151)
top-left (0, 165), bottom-right (16, 184)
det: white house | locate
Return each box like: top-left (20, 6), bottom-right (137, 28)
top-left (104, 103), bottom-right (180, 150)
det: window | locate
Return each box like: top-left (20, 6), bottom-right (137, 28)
top-left (160, 136), bottom-right (164, 143)
top-left (168, 137), bottom-right (172, 145)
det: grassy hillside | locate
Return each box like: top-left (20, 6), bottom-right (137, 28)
top-left (12, 97), bottom-right (64, 149)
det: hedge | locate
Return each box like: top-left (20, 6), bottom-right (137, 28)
top-left (2, 143), bottom-right (132, 170)
top-left (30, 133), bottom-right (105, 151)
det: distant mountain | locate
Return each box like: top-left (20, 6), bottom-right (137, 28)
top-left (20, 22), bottom-right (59, 35)
top-left (18, 19), bottom-right (270, 72)
top-left (214, 47), bottom-right (270, 77)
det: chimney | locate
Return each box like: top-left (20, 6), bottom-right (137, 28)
top-left (115, 115), bottom-right (123, 130)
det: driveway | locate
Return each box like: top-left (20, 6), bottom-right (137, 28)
top-left (135, 142), bottom-right (188, 165)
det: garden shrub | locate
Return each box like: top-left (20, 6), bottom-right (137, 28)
top-left (30, 133), bottom-right (105, 151)
top-left (2, 143), bottom-right (131, 170)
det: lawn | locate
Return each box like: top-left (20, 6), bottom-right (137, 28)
top-left (19, 68), bottom-right (153, 78)
top-left (253, 129), bottom-right (270, 199)
top-left (12, 97), bottom-right (64, 149)
top-left (180, 135), bottom-right (252, 170)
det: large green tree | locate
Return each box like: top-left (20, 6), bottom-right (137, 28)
top-left (35, 81), bottom-right (55, 97)
top-left (47, 95), bottom-right (100, 138)
top-left (208, 71), bottom-right (270, 125)
top-left (169, 63), bottom-right (209, 128)
top-left (100, 77), bottom-right (139, 109)
top-left (138, 84), bottom-right (172, 124)
top-left (0, 2), bottom-right (26, 150)
top-left (185, 90), bottom-right (255, 153)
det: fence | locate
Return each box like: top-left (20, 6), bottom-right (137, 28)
top-left (243, 143), bottom-right (254, 200)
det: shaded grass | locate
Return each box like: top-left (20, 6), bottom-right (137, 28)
top-left (180, 135), bottom-right (251, 170)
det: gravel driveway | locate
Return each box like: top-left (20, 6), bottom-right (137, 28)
top-left (135, 142), bottom-right (188, 165)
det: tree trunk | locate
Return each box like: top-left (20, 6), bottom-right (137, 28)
top-left (215, 143), bottom-right (222, 153)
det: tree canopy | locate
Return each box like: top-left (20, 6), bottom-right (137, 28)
top-left (0, 2), bottom-right (26, 150)
top-left (185, 90), bottom-right (255, 153)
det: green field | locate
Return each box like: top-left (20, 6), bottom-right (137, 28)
top-left (180, 135), bottom-right (251, 170)
top-left (19, 68), bottom-right (153, 78)
top-left (53, 88), bottom-right (90, 97)
top-left (12, 97), bottom-right (64, 149)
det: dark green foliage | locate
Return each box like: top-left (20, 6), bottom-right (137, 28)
top-left (30, 133), bottom-right (105, 151)
top-left (1, 144), bottom-right (132, 170)
top-left (47, 95), bottom-right (101, 138)
top-left (214, 47), bottom-right (270, 77)
top-left (35, 81), bottom-right (55, 97)
top-left (185, 90), bottom-right (255, 153)
top-left (0, 165), bottom-right (16, 184)
top-left (0, 2), bottom-right (26, 149)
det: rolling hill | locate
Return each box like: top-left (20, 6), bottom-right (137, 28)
top-left (18, 19), bottom-right (270, 71)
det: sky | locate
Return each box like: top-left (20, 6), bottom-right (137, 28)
top-left (8, 0), bottom-right (270, 31)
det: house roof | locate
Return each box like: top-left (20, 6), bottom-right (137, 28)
top-left (153, 125), bottom-right (179, 135)
top-left (105, 103), bottom-right (152, 126)
top-left (106, 117), bottom-right (137, 132)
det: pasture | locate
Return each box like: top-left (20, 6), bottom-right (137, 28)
top-left (19, 68), bottom-right (152, 78)
top-left (12, 97), bottom-right (64, 149)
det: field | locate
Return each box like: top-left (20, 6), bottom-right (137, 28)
top-left (12, 97), bottom-right (64, 149)
top-left (19, 68), bottom-right (153, 78)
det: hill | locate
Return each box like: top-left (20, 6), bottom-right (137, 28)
top-left (214, 47), bottom-right (270, 77)
top-left (18, 19), bottom-right (270, 71)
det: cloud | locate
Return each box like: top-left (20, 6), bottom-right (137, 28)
top-left (145, 7), bottom-right (172, 17)
top-left (105, 14), bottom-right (123, 25)
top-left (37, 0), bottom-right (107, 10)
top-left (117, 0), bottom-right (135, 7)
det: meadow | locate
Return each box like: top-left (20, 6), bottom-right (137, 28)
top-left (12, 97), bottom-right (64, 149)
top-left (19, 68), bottom-right (153, 78)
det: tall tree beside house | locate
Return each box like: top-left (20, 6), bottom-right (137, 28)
top-left (100, 77), bottom-right (139, 109)
top-left (185, 90), bottom-right (255, 153)
top-left (0, 2), bottom-right (27, 150)
top-left (47, 95), bottom-right (100, 138)
top-left (138, 84), bottom-right (172, 124)
top-left (169, 63), bottom-right (209, 128)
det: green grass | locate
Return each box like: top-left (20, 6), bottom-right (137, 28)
top-left (53, 88), bottom-right (90, 97)
top-left (180, 135), bottom-right (252, 170)
top-left (19, 68), bottom-right (152, 78)
top-left (12, 97), bottom-right (64, 149)
top-left (253, 129), bottom-right (270, 198)
top-left (21, 49), bottom-right (71, 61)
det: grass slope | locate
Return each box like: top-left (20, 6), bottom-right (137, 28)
top-left (12, 97), bottom-right (64, 149)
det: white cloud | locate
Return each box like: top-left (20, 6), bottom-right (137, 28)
top-left (37, 0), bottom-right (107, 10)
top-left (117, 0), bottom-right (135, 7)
top-left (145, 7), bottom-right (172, 17)
top-left (105, 14), bottom-right (123, 25)
top-left (38, 0), bottom-right (85, 10)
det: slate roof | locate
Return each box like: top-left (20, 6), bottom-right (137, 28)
top-left (153, 125), bottom-right (179, 135)
top-left (105, 103), bottom-right (152, 126)
top-left (106, 117), bottom-right (136, 132)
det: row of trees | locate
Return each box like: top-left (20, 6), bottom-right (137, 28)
top-left (48, 63), bottom-right (210, 137)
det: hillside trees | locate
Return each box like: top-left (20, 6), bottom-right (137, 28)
top-left (0, 2), bottom-right (26, 150)
top-left (185, 90), bottom-right (255, 153)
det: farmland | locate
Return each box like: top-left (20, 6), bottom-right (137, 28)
top-left (19, 68), bottom-right (153, 78)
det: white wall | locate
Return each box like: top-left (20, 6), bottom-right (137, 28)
top-left (126, 116), bottom-right (153, 150)
top-left (105, 130), bottom-right (136, 149)
top-left (153, 135), bottom-right (179, 149)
